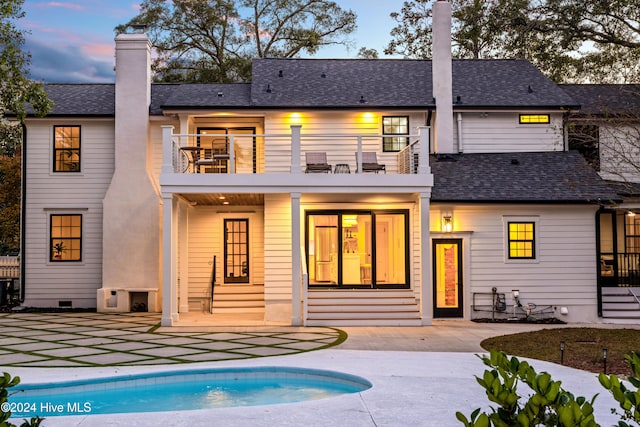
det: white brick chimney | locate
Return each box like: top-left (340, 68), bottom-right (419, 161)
top-left (432, 0), bottom-right (454, 154)
top-left (99, 32), bottom-right (160, 312)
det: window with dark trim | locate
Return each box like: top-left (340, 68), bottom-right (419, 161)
top-left (519, 114), bottom-right (550, 124)
top-left (50, 214), bottom-right (82, 262)
top-left (382, 116), bottom-right (409, 152)
top-left (53, 126), bottom-right (81, 172)
top-left (508, 222), bottom-right (535, 259)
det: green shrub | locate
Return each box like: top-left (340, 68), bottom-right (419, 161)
top-left (598, 351), bottom-right (640, 427)
top-left (456, 349), bottom-right (598, 427)
top-left (0, 372), bottom-right (43, 427)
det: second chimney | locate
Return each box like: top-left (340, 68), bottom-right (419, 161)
top-left (432, 0), bottom-right (454, 154)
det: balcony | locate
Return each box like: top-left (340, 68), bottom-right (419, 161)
top-left (160, 125), bottom-right (433, 196)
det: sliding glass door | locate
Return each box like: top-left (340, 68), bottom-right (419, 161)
top-left (306, 210), bottom-right (408, 288)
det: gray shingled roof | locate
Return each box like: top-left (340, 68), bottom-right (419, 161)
top-left (35, 59), bottom-right (577, 115)
top-left (158, 83), bottom-right (252, 112)
top-left (32, 84), bottom-right (115, 116)
top-left (430, 151), bottom-right (620, 203)
top-left (560, 84), bottom-right (640, 115)
top-left (250, 58), bottom-right (578, 109)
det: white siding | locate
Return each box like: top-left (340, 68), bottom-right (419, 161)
top-left (598, 123), bottom-right (640, 183)
top-left (264, 194), bottom-right (293, 305)
top-left (264, 111), bottom-right (426, 173)
top-left (431, 204), bottom-right (599, 321)
top-left (453, 112), bottom-right (564, 153)
top-left (185, 207), bottom-right (265, 303)
top-left (23, 119), bottom-right (115, 308)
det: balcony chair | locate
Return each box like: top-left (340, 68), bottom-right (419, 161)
top-left (358, 151), bottom-right (386, 173)
top-left (305, 152), bottom-right (332, 173)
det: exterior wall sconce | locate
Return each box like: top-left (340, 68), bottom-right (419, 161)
top-left (441, 212), bottom-right (453, 233)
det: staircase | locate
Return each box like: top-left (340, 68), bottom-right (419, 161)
top-left (306, 289), bottom-right (422, 326)
top-left (601, 287), bottom-right (640, 323)
top-left (212, 285), bottom-right (265, 315)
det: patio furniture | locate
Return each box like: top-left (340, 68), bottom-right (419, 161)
top-left (358, 152), bottom-right (386, 173)
top-left (305, 152), bottom-right (332, 173)
top-left (334, 164), bottom-right (350, 173)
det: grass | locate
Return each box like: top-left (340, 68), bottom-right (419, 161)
top-left (481, 327), bottom-right (640, 376)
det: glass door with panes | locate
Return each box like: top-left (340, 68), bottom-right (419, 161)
top-left (224, 219), bottom-right (249, 283)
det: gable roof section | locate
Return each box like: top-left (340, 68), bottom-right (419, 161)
top-left (430, 151), bottom-right (619, 203)
top-left (250, 58), bottom-right (578, 109)
top-left (30, 83), bottom-right (115, 116)
top-left (560, 84), bottom-right (640, 115)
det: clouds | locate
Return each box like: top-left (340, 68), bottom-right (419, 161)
top-left (25, 37), bottom-right (115, 83)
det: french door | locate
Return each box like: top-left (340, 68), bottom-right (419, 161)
top-left (224, 219), bottom-right (249, 283)
top-left (306, 210), bottom-right (409, 289)
top-left (433, 239), bottom-right (463, 318)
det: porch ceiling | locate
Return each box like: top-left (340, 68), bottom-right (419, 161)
top-left (180, 193), bottom-right (264, 206)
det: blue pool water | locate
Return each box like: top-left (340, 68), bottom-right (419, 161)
top-left (6, 367), bottom-right (371, 417)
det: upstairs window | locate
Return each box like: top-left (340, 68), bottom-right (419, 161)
top-left (382, 116), bottom-right (409, 152)
top-left (508, 222), bottom-right (536, 259)
top-left (50, 214), bottom-right (82, 262)
top-left (519, 114), bottom-right (550, 124)
top-left (53, 126), bottom-right (81, 172)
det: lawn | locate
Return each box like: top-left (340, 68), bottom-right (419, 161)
top-left (481, 327), bottom-right (640, 376)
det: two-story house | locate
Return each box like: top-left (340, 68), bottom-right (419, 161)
top-left (20, 1), bottom-right (622, 326)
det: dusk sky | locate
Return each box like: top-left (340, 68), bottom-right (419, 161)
top-left (20, 0), bottom-right (402, 83)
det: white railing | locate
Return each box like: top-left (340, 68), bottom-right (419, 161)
top-left (0, 256), bottom-right (19, 278)
top-left (162, 125), bottom-right (431, 176)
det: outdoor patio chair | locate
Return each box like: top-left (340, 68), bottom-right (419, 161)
top-left (305, 152), bottom-right (332, 173)
top-left (358, 152), bottom-right (386, 173)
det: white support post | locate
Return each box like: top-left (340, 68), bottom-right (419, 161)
top-left (291, 125), bottom-right (302, 174)
top-left (161, 193), bottom-right (179, 326)
top-left (418, 126), bottom-right (431, 175)
top-left (291, 192), bottom-right (302, 325)
top-left (161, 125), bottom-right (174, 174)
top-left (229, 135), bottom-right (235, 174)
top-left (356, 136), bottom-right (363, 173)
top-left (420, 191), bottom-right (432, 325)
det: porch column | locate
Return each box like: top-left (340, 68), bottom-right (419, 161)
top-left (291, 192), bottom-right (302, 325)
top-left (161, 192), bottom-right (179, 326)
top-left (161, 125), bottom-right (174, 174)
top-left (291, 125), bottom-right (302, 174)
top-left (420, 191), bottom-right (433, 325)
top-left (178, 200), bottom-right (189, 313)
top-left (418, 126), bottom-right (431, 175)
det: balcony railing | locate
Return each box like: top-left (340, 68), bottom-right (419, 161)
top-left (161, 125), bottom-right (431, 176)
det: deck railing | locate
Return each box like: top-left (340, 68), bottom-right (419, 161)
top-left (0, 256), bottom-right (19, 278)
top-left (162, 125), bottom-right (431, 175)
top-left (600, 252), bottom-right (640, 286)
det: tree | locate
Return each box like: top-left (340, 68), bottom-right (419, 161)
top-left (381, 0), bottom-right (640, 83)
top-left (116, 0), bottom-right (357, 83)
top-left (0, 0), bottom-right (53, 255)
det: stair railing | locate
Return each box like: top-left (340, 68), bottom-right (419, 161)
top-left (210, 255), bottom-right (216, 313)
top-left (301, 245), bottom-right (308, 325)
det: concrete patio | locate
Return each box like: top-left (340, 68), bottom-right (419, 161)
top-left (0, 312), bottom-right (633, 426)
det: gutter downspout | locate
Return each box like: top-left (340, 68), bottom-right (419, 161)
top-left (457, 112), bottom-right (463, 153)
top-left (20, 123), bottom-right (26, 303)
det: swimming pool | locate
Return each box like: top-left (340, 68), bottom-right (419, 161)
top-left (6, 366), bottom-right (371, 417)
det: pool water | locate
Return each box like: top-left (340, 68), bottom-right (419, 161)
top-left (7, 367), bottom-right (371, 417)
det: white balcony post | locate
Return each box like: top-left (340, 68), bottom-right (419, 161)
top-left (291, 125), bottom-right (302, 174)
top-left (162, 125), bottom-right (175, 173)
top-left (356, 136), bottom-right (363, 173)
top-left (418, 126), bottom-right (431, 175)
top-left (291, 192), bottom-right (302, 325)
top-left (229, 135), bottom-right (235, 174)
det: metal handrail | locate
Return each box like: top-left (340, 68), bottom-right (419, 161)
top-left (301, 245), bottom-right (308, 325)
